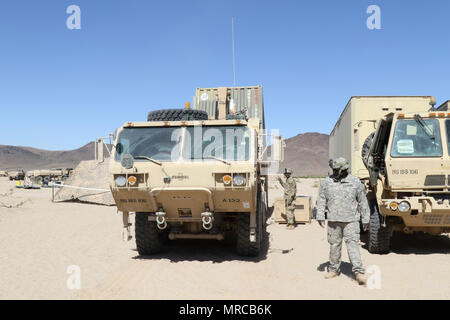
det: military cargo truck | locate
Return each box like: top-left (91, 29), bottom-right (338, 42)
top-left (110, 86), bottom-right (283, 256)
top-left (8, 169), bottom-right (25, 181)
top-left (330, 96), bottom-right (450, 253)
top-left (25, 168), bottom-right (72, 185)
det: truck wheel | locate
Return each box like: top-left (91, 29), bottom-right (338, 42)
top-left (236, 213), bottom-right (261, 257)
top-left (368, 200), bottom-right (391, 253)
top-left (135, 212), bottom-right (164, 255)
top-left (361, 132), bottom-right (375, 160)
top-left (147, 109), bottom-right (208, 121)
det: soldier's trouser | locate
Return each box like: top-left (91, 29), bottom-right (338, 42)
top-left (327, 221), bottom-right (365, 274)
top-left (285, 199), bottom-right (295, 225)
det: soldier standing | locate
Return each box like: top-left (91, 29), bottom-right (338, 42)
top-left (278, 168), bottom-right (297, 229)
top-left (316, 157), bottom-right (370, 285)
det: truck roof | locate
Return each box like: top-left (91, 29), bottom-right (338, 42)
top-left (122, 119), bottom-right (252, 128)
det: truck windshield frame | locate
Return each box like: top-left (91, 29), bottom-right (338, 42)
top-left (114, 125), bottom-right (252, 163)
top-left (390, 118), bottom-right (443, 158)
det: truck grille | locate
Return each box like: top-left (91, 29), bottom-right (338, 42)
top-left (423, 215), bottom-right (443, 224)
top-left (444, 216), bottom-right (450, 225)
top-left (424, 175), bottom-right (445, 186)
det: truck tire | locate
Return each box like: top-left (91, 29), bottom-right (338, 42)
top-left (147, 109), bottom-right (208, 121)
top-left (135, 212), bottom-right (164, 255)
top-left (361, 132), bottom-right (375, 160)
top-left (368, 200), bottom-right (391, 254)
top-left (236, 212), bottom-right (261, 257)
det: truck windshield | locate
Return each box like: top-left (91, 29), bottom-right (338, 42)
top-left (114, 127), bottom-right (182, 162)
top-left (183, 126), bottom-right (251, 161)
top-left (391, 119), bottom-right (442, 157)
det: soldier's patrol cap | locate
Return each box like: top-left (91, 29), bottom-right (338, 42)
top-left (284, 168), bottom-right (293, 174)
top-left (329, 157), bottom-right (349, 170)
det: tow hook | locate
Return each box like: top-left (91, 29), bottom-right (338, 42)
top-left (156, 211), bottom-right (167, 230)
top-left (201, 211), bottom-right (214, 230)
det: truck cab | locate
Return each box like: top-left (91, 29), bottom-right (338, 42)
top-left (365, 111), bottom-right (450, 244)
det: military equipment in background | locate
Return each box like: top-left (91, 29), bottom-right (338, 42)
top-left (8, 169), bottom-right (25, 181)
top-left (25, 168), bottom-right (74, 185)
top-left (110, 86), bottom-right (284, 256)
top-left (329, 96), bottom-right (450, 253)
top-left (0, 171), bottom-right (8, 177)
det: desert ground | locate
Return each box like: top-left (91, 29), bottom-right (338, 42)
top-left (0, 176), bottom-right (449, 300)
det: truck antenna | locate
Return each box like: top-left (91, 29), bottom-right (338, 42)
top-left (232, 16), bottom-right (236, 87)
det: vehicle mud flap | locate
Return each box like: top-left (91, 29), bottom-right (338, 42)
top-left (368, 199), bottom-right (391, 254)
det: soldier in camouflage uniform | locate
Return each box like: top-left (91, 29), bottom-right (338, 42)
top-left (316, 157), bottom-right (370, 285)
top-left (278, 168), bottom-right (297, 229)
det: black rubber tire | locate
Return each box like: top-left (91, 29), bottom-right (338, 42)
top-left (135, 212), bottom-right (164, 255)
top-left (368, 199), bottom-right (391, 254)
top-left (147, 109), bottom-right (208, 122)
top-left (361, 132), bottom-right (375, 160)
top-left (236, 212), bottom-right (261, 257)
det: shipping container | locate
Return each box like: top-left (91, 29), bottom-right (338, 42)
top-left (329, 96), bottom-right (435, 179)
top-left (194, 86), bottom-right (265, 129)
top-left (436, 100), bottom-right (449, 111)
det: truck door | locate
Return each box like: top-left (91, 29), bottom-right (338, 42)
top-left (366, 117), bottom-right (392, 187)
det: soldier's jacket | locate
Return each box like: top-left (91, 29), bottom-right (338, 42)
top-left (280, 176), bottom-right (297, 202)
top-left (316, 174), bottom-right (370, 224)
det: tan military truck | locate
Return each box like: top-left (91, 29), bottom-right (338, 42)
top-left (110, 86), bottom-right (283, 256)
top-left (0, 171), bottom-right (8, 177)
top-left (26, 168), bottom-right (73, 185)
top-left (330, 96), bottom-right (450, 253)
top-left (8, 169), bottom-right (25, 181)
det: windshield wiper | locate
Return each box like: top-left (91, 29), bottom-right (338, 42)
top-left (414, 114), bottom-right (435, 140)
top-left (204, 156), bottom-right (231, 165)
top-left (134, 156), bottom-right (162, 166)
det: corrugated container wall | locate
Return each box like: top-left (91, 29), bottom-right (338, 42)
top-left (194, 86), bottom-right (265, 129)
top-left (329, 96), bottom-right (434, 179)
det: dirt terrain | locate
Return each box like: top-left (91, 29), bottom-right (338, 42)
top-left (0, 176), bottom-right (449, 300)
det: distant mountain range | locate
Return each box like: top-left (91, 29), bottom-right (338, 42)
top-left (0, 142), bottom-right (110, 171)
top-left (0, 132), bottom-right (330, 176)
top-left (279, 132), bottom-right (329, 177)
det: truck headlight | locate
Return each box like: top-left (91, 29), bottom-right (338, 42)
top-left (398, 201), bottom-right (410, 212)
top-left (115, 176), bottom-right (127, 187)
top-left (233, 174), bottom-right (245, 186)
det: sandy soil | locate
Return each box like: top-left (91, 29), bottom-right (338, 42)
top-left (0, 177), bottom-right (449, 300)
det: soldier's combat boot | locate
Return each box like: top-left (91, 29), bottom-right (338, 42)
top-left (324, 271), bottom-right (339, 279)
top-left (286, 224), bottom-right (295, 230)
top-left (355, 273), bottom-right (367, 285)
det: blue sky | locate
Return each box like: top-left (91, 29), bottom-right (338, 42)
top-left (0, 0), bottom-right (449, 150)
